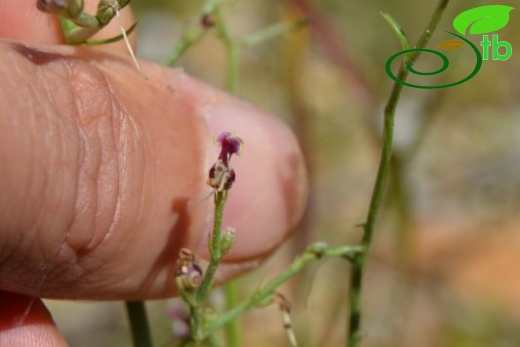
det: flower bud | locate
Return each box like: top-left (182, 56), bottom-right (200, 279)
top-left (219, 227), bottom-right (236, 255)
top-left (207, 132), bottom-right (243, 192)
top-left (207, 160), bottom-right (236, 192)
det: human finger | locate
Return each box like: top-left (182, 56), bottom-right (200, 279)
top-left (0, 291), bottom-right (69, 347)
top-left (0, 41), bottom-right (307, 300)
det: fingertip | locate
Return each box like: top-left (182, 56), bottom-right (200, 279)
top-left (0, 291), bottom-right (69, 347)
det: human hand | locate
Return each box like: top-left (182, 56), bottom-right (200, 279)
top-left (0, 1), bottom-right (307, 345)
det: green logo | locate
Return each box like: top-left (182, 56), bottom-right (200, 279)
top-left (453, 5), bottom-right (514, 35)
top-left (385, 5), bottom-right (514, 89)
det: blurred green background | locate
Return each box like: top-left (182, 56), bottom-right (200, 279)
top-left (46, 0), bottom-right (520, 346)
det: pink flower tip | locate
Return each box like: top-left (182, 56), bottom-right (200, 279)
top-left (216, 132), bottom-right (243, 162)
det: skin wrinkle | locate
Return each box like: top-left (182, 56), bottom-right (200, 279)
top-left (66, 62), bottom-right (114, 257)
top-left (66, 66), bottom-right (162, 296)
top-left (7, 54), bottom-right (130, 292)
top-left (66, 66), bottom-right (138, 282)
top-left (94, 70), bottom-right (129, 250)
top-left (58, 79), bottom-right (101, 272)
top-left (16, 58), bottom-right (79, 270)
top-left (43, 61), bottom-right (82, 265)
top-left (87, 70), bottom-right (149, 288)
top-left (46, 76), bottom-right (133, 293)
top-left (42, 97), bottom-right (74, 265)
top-left (21, 60), bottom-right (81, 295)
top-left (75, 94), bottom-right (133, 287)
top-left (27, 75), bottom-right (55, 266)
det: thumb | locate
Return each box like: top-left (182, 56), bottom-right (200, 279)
top-left (0, 41), bottom-right (307, 300)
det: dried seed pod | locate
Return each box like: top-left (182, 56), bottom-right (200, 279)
top-left (175, 248), bottom-right (203, 291)
top-left (201, 13), bottom-right (215, 28)
top-left (275, 292), bottom-right (298, 347)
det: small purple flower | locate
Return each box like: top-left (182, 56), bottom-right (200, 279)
top-left (207, 132), bottom-right (243, 192)
top-left (216, 132), bottom-right (243, 164)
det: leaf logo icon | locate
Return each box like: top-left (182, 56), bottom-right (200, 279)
top-left (437, 39), bottom-right (465, 50)
top-left (453, 5), bottom-right (515, 35)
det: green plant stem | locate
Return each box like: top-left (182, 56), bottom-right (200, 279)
top-left (205, 244), bottom-right (363, 335)
top-left (223, 280), bottom-right (241, 347)
top-left (164, 0), bottom-right (219, 66)
top-left (217, 18), bottom-right (241, 347)
top-left (240, 19), bottom-right (308, 47)
top-left (164, 27), bottom-right (206, 66)
top-left (346, 1), bottom-right (450, 346)
top-left (185, 191), bottom-right (228, 342)
top-left (197, 191), bottom-right (227, 302)
top-left (214, 7), bottom-right (240, 92)
top-left (125, 301), bottom-right (153, 347)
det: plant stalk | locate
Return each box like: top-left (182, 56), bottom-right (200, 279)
top-left (346, 1), bottom-right (451, 346)
top-left (125, 301), bottom-right (153, 347)
top-left (205, 244), bottom-right (363, 335)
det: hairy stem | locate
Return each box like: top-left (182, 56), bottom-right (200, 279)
top-left (197, 192), bottom-right (227, 302)
top-left (223, 280), bottom-right (241, 347)
top-left (347, 1), bottom-right (451, 346)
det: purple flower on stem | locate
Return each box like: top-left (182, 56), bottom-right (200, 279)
top-left (216, 131), bottom-right (243, 164)
top-left (207, 132), bottom-right (243, 192)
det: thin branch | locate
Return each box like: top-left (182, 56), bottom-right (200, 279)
top-left (346, 1), bottom-right (451, 346)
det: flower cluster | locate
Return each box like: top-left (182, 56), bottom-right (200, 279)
top-left (207, 132), bottom-right (243, 192)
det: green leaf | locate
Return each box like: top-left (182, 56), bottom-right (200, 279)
top-left (453, 5), bottom-right (515, 35)
top-left (380, 12), bottom-right (410, 51)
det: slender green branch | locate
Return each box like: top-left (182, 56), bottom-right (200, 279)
top-left (197, 192), bottom-right (227, 302)
top-left (239, 19), bottom-right (308, 47)
top-left (164, 27), bottom-right (207, 66)
top-left (125, 301), bottom-right (153, 347)
top-left (185, 191), bottom-right (228, 342)
top-left (164, 0), bottom-right (219, 66)
top-left (216, 17), bottom-right (242, 347)
top-left (347, 1), bottom-right (451, 346)
top-left (223, 281), bottom-right (241, 347)
top-left (205, 244), bottom-right (363, 335)
top-left (214, 7), bottom-right (240, 92)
